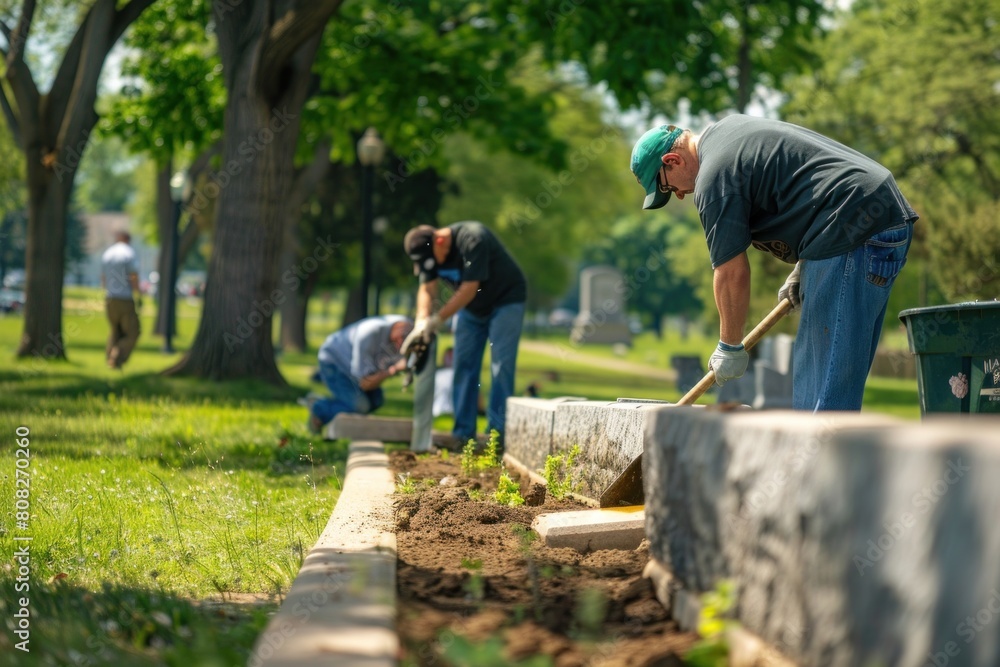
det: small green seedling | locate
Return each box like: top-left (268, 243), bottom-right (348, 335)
top-left (542, 444), bottom-right (582, 499)
top-left (461, 557), bottom-right (485, 601)
top-left (480, 429), bottom-right (501, 468)
top-left (460, 439), bottom-right (478, 476)
top-left (395, 472), bottom-right (418, 494)
top-left (494, 470), bottom-right (525, 506)
top-left (460, 429), bottom-right (503, 475)
top-left (684, 579), bottom-right (737, 667)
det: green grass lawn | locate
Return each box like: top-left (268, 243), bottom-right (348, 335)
top-left (0, 290), bottom-right (920, 665)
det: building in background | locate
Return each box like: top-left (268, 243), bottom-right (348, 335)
top-left (77, 212), bottom-right (157, 288)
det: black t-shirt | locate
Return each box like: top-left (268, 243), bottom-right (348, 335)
top-left (417, 221), bottom-right (527, 317)
top-left (694, 115), bottom-right (918, 266)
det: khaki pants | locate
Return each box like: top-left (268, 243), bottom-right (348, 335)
top-left (106, 298), bottom-right (140, 368)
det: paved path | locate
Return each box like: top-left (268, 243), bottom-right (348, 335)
top-left (520, 340), bottom-right (677, 382)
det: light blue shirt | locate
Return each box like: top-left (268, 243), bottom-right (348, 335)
top-left (101, 242), bottom-right (139, 299)
top-left (318, 315), bottom-right (408, 379)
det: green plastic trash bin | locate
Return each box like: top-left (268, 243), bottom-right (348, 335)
top-left (899, 301), bottom-right (1000, 415)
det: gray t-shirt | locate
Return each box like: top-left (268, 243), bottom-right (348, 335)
top-left (318, 315), bottom-right (408, 379)
top-left (416, 221), bottom-right (526, 318)
top-left (694, 115), bottom-right (918, 267)
top-left (101, 242), bottom-right (139, 299)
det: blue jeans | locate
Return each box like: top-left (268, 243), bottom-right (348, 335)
top-left (793, 222), bottom-right (913, 411)
top-left (311, 362), bottom-right (384, 425)
top-left (452, 302), bottom-right (525, 439)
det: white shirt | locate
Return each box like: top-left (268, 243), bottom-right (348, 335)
top-left (102, 242), bottom-right (139, 299)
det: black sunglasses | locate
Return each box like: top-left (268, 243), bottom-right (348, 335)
top-left (656, 165), bottom-right (678, 195)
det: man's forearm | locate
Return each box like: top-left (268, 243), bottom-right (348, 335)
top-left (358, 359), bottom-right (408, 391)
top-left (713, 253), bottom-right (751, 345)
top-left (437, 281), bottom-right (479, 321)
top-left (416, 282), bottom-right (435, 318)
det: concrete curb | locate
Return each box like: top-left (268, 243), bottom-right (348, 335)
top-left (250, 440), bottom-right (397, 667)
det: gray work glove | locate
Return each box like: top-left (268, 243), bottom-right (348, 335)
top-left (708, 341), bottom-right (749, 386)
top-left (778, 261), bottom-right (803, 311)
top-left (400, 313), bottom-right (441, 355)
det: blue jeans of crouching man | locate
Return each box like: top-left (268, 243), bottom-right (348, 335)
top-left (310, 362), bottom-right (384, 426)
top-left (794, 221), bottom-right (914, 411)
top-left (452, 301), bottom-right (525, 440)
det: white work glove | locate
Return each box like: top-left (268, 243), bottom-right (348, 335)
top-left (400, 313), bottom-right (441, 355)
top-left (778, 261), bottom-right (803, 311)
top-left (708, 341), bottom-right (749, 386)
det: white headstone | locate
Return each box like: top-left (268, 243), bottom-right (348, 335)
top-left (571, 266), bottom-right (631, 345)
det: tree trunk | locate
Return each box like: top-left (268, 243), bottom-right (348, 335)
top-left (17, 173), bottom-right (71, 358)
top-left (3, 0), bottom-right (158, 359)
top-left (279, 274), bottom-right (318, 353)
top-left (341, 286), bottom-right (364, 329)
top-left (165, 0), bottom-right (340, 384)
top-left (278, 140), bottom-right (332, 353)
top-left (154, 162), bottom-right (174, 337)
top-left (736, 11), bottom-right (752, 113)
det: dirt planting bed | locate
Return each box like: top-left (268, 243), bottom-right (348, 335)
top-left (390, 449), bottom-right (696, 666)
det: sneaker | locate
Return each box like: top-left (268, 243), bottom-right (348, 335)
top-left (297, 392), bottom-right (322, 408)
top-left (432, 433), bottom-right (473, 452)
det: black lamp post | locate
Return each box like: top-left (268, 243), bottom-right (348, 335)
top-left (372, 216), bottom-right (389, 315)
top-left (357, 127), bottom-right (385, 319)
top-left (163, 171), bottom-right (187, 353)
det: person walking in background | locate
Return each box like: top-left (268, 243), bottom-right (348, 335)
top-left (402, 222), bottom-right (526, 448)
top-left (630, 116), bottom-right (918, 411)
top-left (307, 315), bottom-right (413, 433)
top-left (101, 231), bottom-right (142, 369)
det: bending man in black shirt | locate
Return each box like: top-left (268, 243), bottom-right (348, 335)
top-left (402, 222), bottom-right (527, 446)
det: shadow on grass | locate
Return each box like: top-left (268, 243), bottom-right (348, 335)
top-left (0, 577), bottom-right (276, 666)
top-left (0, 369), bottom-right (304, 406)
top-left (7, 428), bottom-right (351, 484)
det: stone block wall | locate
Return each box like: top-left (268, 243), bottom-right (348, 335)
top-left (644, 408), bottom-right (1000, 667)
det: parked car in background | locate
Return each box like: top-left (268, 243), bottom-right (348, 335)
top-left (3, 269), bottom-right (26, 290)
top-left (176, 271), bottom-right (207, 297)
top-left (0, 288), bottom-right (25, 314)
top-left (548, 308), bottom-right (576, 328)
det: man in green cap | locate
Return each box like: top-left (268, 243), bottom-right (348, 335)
top-left (631, 115), bottom-right (918, 411)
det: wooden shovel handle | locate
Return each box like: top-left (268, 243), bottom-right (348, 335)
top-left (676, 298), bottom-right (794, 406)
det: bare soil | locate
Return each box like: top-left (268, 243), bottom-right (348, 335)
top-left (391, 450), bottom-right (696, 667)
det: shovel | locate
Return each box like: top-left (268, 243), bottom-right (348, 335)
top-left (598, 298), bottom-right (794, 508)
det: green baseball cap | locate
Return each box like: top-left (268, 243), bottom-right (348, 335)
top-left (630, 125), bottom-right (683, 210)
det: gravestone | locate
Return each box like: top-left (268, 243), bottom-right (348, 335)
top-left (753, 333), bottom-right (794, 409)
top-left (571, 266), bottom-right (631, 345)
top-left (671, 355), bottom-right (706, 395)
top-left (717, 367), bottom-right (756, 405)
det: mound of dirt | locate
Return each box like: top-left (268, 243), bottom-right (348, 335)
top-left (391, 450), bottom-right (696, 666)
